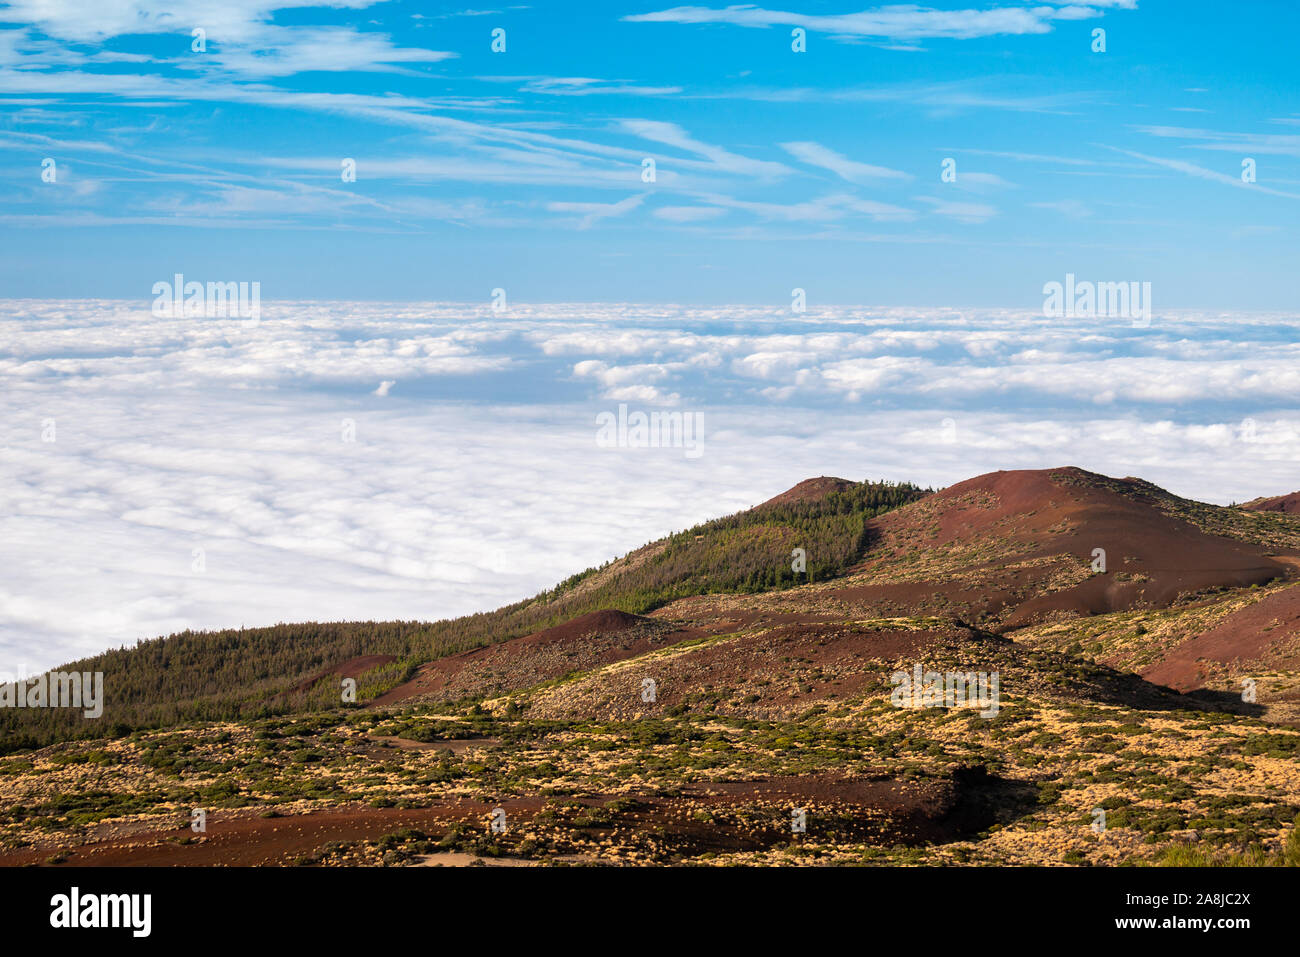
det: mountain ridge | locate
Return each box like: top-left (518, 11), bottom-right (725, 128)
top-left (5, 466), bottom-right (1300, 749)
top-left (7, 465), bottom-right (1300, 868)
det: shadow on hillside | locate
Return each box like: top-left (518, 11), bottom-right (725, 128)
top-left (1056, 661), bottom-right (1265, 717)
top-left (958, 623), bottom-right (1266, 717)
top-left (937, 765), bottom-right (1040, 843)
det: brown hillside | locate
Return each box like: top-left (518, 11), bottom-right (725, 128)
top-left (1141, 581), bottom-right (1300, 692)
top-left (376, 468), bottom-right (1297, 708)
top-left (821, 467), bottom-right (1287, 631)
top-left (1242, 492), bottom-right (1300, 515)
top-left (760, 476), bottom-right (856, 507)
top-left (370, 609), bottom-right (684, 707)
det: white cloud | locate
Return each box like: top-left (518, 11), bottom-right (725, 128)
top-left (512, 76), bottom-right (682, 97)
top-left (3, 298), bottom-right (1298, 674)
top-left (0, 2), bottom-right (455, 77)
top-left (918, 196), bottom-right (998, 222)
top-left (619, 119), bottom-right (791, 179)
top-left (780, 141), bottom-right (911, 182)
top-left (1031, 199), bottom-right (1094, 218)
top-left (693, 191), bottom-right (915, 223)
top-left (952, 171), bottom-right (1015, 190)
top-left (1132, 124), bottom-right (1300, 158)
top-left (623, 3), bottom-right (1136, 41)
top-left (1112, 147), bottom-right (1300, 200)
top-left (546, 193), bottom-right (646, 229)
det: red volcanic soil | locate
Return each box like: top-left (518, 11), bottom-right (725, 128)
top-left (0, 802), bottom-right (544, 867)
top-left (631, 619), bottom-right (951, 711)
top-left (761, 476), bottom-right (856, 507)
top-left (0, 769), bottom-right (1004, 866)
top-left (1242, 492), bottom-right (1300, 515)
top-left (832, 467), bottom-right (1287, 630)
top-left (518, 608), bottom-right (646, 643)
top-left (1142, 582), bottom-right (1300, 691)
top-left (374, 468), bottom-right (1292, 708)
top-left (369, 609), bottom-right (691, 707)
top-left (287, 654), bottom-right (397, 695)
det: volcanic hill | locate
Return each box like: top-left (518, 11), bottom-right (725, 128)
top-left (5, 465), bottom-right (1300, 868)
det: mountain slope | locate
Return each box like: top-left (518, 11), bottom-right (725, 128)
top-left (1243, 491), bottom-right (1300, 515)
top-left (0, 477), bottom-right (928, 750)
top-left (341, 467), bottom-right (1300, 718)
top-left (7, 465), bottom-right (1300, 869)
top-left (814, 467), bottom-right (1292, 630)
top-left (7, 466), bottom-right (1300, 751)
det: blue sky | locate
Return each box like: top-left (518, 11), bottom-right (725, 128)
top-left (2, 0), bottom-right (1298, 307)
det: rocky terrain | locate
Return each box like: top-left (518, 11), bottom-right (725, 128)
top-left (4, 466), bottom-right (1300, 867)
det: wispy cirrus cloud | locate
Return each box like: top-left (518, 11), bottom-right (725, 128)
top-left (1112, 147), bottom-right (1300, 200)
top-left (623, 3), bottom-right (1137, 42)
top-left (1132, 124), bottom-right (1300, 158)
top-left (619, 118), bottom-right (791, 178)
top-left (780, 141), bottom-right (911, 182)
top-left (546, 193), bottom-right (647, 229)
top-left (1030, 198), bottom-right (1094, 219)
top-left (682, 79), bottom-right (1097, 116)
top-left (492, 76), bottom-right (683, 97)
top-left (0, 0), bottom-right (1295, 304)
top-left (691, 190), bottom-right (916, 223)
top-left (917, 196), bottom-right (997, 222)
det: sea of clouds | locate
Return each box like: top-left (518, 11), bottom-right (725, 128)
top-left (2, 299), bottom-right (1298, 674)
